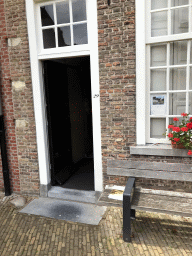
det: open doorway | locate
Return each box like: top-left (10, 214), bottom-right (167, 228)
top-left (43, 56), bottom-right (94, 191)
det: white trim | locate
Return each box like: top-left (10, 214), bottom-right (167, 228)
top-left (25, 0), bottom-right (103, 192)
top-left (87, 0), bottom-right (103, 191)
top-left (25, 0), bottom-right (51, 185)
top-left (136, 0), bottom-right (146, 145)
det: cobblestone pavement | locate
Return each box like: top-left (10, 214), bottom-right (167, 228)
top-left (0, 192), bottom-right (192, 256)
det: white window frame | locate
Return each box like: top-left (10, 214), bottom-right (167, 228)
top-left (25, 0), bottom-right (103, 192)
top-left (36, 0), bottom-right (90, 58)
top-left (136, 0), bottom-right (192, 145)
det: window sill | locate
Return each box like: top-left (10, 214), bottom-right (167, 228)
top-left (130, 144), bottom-right (192, 157)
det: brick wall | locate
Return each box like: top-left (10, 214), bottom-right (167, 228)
top-left (0, 0), bottom-right (39, 195)
top-left (0, 0), bottom-right (191, 195)
top-left (97, 0), bottom-right (136, 185)
top-left (0, 0), bottom-right (20, 193)
top-left (97, 0), bottom-right (192, 192)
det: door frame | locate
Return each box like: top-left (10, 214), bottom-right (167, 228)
top-left (25, 0), bottom-right (103, 194)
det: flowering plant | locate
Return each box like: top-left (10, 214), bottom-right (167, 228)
top-left (166, 113), bottom-right (192, 155)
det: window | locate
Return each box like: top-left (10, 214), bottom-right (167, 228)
top-left (40, 0), bottom-right (88, 49)
top-left (136, 0), bottom-right (192, 144)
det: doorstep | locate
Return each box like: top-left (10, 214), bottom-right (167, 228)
top-left (48, 186), bottom-right (101, 204)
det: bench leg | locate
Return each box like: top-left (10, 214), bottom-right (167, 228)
top-left (123, 193), bottom-right (131, 242)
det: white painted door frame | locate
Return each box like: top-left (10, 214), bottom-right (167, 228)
top-left (25, 0), bottom-right (103, 192)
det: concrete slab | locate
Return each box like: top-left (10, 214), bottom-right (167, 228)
top-left (20, 197), bottom-right (107, 225)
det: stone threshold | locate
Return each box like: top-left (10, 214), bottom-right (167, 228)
top-left (48, 186), bottom-right (101, 204)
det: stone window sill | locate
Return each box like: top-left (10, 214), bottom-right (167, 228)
top-left (130, 144), bottom-right (192, 157)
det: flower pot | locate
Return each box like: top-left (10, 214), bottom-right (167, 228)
top-left (171, 141), bottom-right (186, 149)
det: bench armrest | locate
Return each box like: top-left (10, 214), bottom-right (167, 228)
top-left (123, 177), bottom-right (135, 201)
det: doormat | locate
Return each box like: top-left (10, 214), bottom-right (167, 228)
top-left (20, 197), bottom-right (107, 225)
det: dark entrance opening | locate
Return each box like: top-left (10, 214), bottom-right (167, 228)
top-left (43, 56), bottom-right (94, 191)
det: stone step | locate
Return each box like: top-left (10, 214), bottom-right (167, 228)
top-left (48, 186), bottom-right (101, 204)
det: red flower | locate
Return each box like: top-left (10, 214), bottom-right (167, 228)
top-left (168, 133), bottom-right (173, 138)
top-left (173, 117), bottom-right (179, 121)
top-left (188, 150), bottom-right (192, 155)
top-left (168, 125), bottom-right (174, 129)
top-left (190, 117), bottom-right (192, 121)
top-left (181, 113), bottom-right (188, 117)
top-left (174, 138), bottom-right (180, 142)
top-left (186, 123), bottom-right (192, 129)
top-left (172, 127), bottom-right (180, 132)
top-left (181, 127), bottom-right (189, 132)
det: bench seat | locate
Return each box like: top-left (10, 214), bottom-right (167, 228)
top-left (132, 188), bottom-right (192, 217)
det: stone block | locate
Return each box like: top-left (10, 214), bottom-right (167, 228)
top-left (8, 38), bottom-right (21, 47)
top-left (16, 119), bottom-right (28, 128)
top-left (12, 81), bottom-right (26, 91)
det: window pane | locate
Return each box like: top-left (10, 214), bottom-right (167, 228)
top-left (150, 94), bottom-right (167, 115)
top-left (190, 67), bottom-right (192, 89)
top-left (170, 41), bottom-right (187, 65)
top-left (171, 0), bottom-right (188, 7)
top-left (169, 92), bottom-right (186, 115)
top-left (171, 8), bottom-right (189, 34)
top-left (169, 117), bottom-right (183, 126)
top-left (151, 45), bottom-right (167, 67)
top-left (73, 23), bottom-right (87, 45)
top-left (151, 11), bottom-right (168, 37)
top-left (72, 0), bottom-right (87, 22)
top-left (151, 0), bottom-right (167, 10)
top-left (190, 41), bottom-right (192, 64)
top-left (58, 26), bottom-right (71, 47)
top-left (41, 5), bottom-right (54, 26)
top-left (151, 69), bottom-right (166, 91)
top-left (42, 29), bottom-right (56, 49)
top-left (56, 1), bottom-right (70, 24)
top-left (189, 92), bottom-right (192, 114)
top-left (150, 118), bottom-right (166, 138)
top-left (170, 68), bottom-right (186, 90)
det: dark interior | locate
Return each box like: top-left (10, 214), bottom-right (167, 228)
top-left (43, 56), bottom-right (94, 191)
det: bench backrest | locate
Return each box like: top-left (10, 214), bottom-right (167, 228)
top-left (107, 160), bottom-right (192, 181)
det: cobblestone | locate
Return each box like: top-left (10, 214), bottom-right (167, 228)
top-left (0, 192), bottom-right (192, 255)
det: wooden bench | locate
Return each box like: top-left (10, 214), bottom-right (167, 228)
top-left (107, 159), bottom-right (192, 242)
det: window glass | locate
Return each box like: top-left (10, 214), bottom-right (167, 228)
top-left (41, 5), bottom-right (54, 26)
top-left (151, 69), bottom-right (167, 91)
top-left (43, 29), bottom-right (56, 49)
top-left (151, 0), bottom-right (167, 10)
top-left (169, 92), bottom-right (186, 115)
top-left (150, 118), bottom-right (166, 138)
top-left (170, 41), bottom-right (187, 65)
top-left (189, 92), bottom-right (192, 114)
top-left (72, 0), bottom-right (87, 22)
top-left (190, 41), bottom-right (192, 64)
top-left (171, 8), bottom-right (189, 34)
top-left (171, 0), bottom-right (188, 7)
top-left (56, 1), bottom-right (70, 24)
top-left (190, 67), bottom-right (192, 89)
top-left (151, 11), bottom-right (168, 37)
top-left (169, 68), bottom-right (186, 90)
top-left (58, 26), bottom-right (71, 47)
top-left (169, 117), bottom-right (183, 128)
top-left (151, 45), bottom-right (167, 67)
top-left (40, 0), bottom-right (88, 49)
top-left (73, 23), bottom-right (88, 45)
